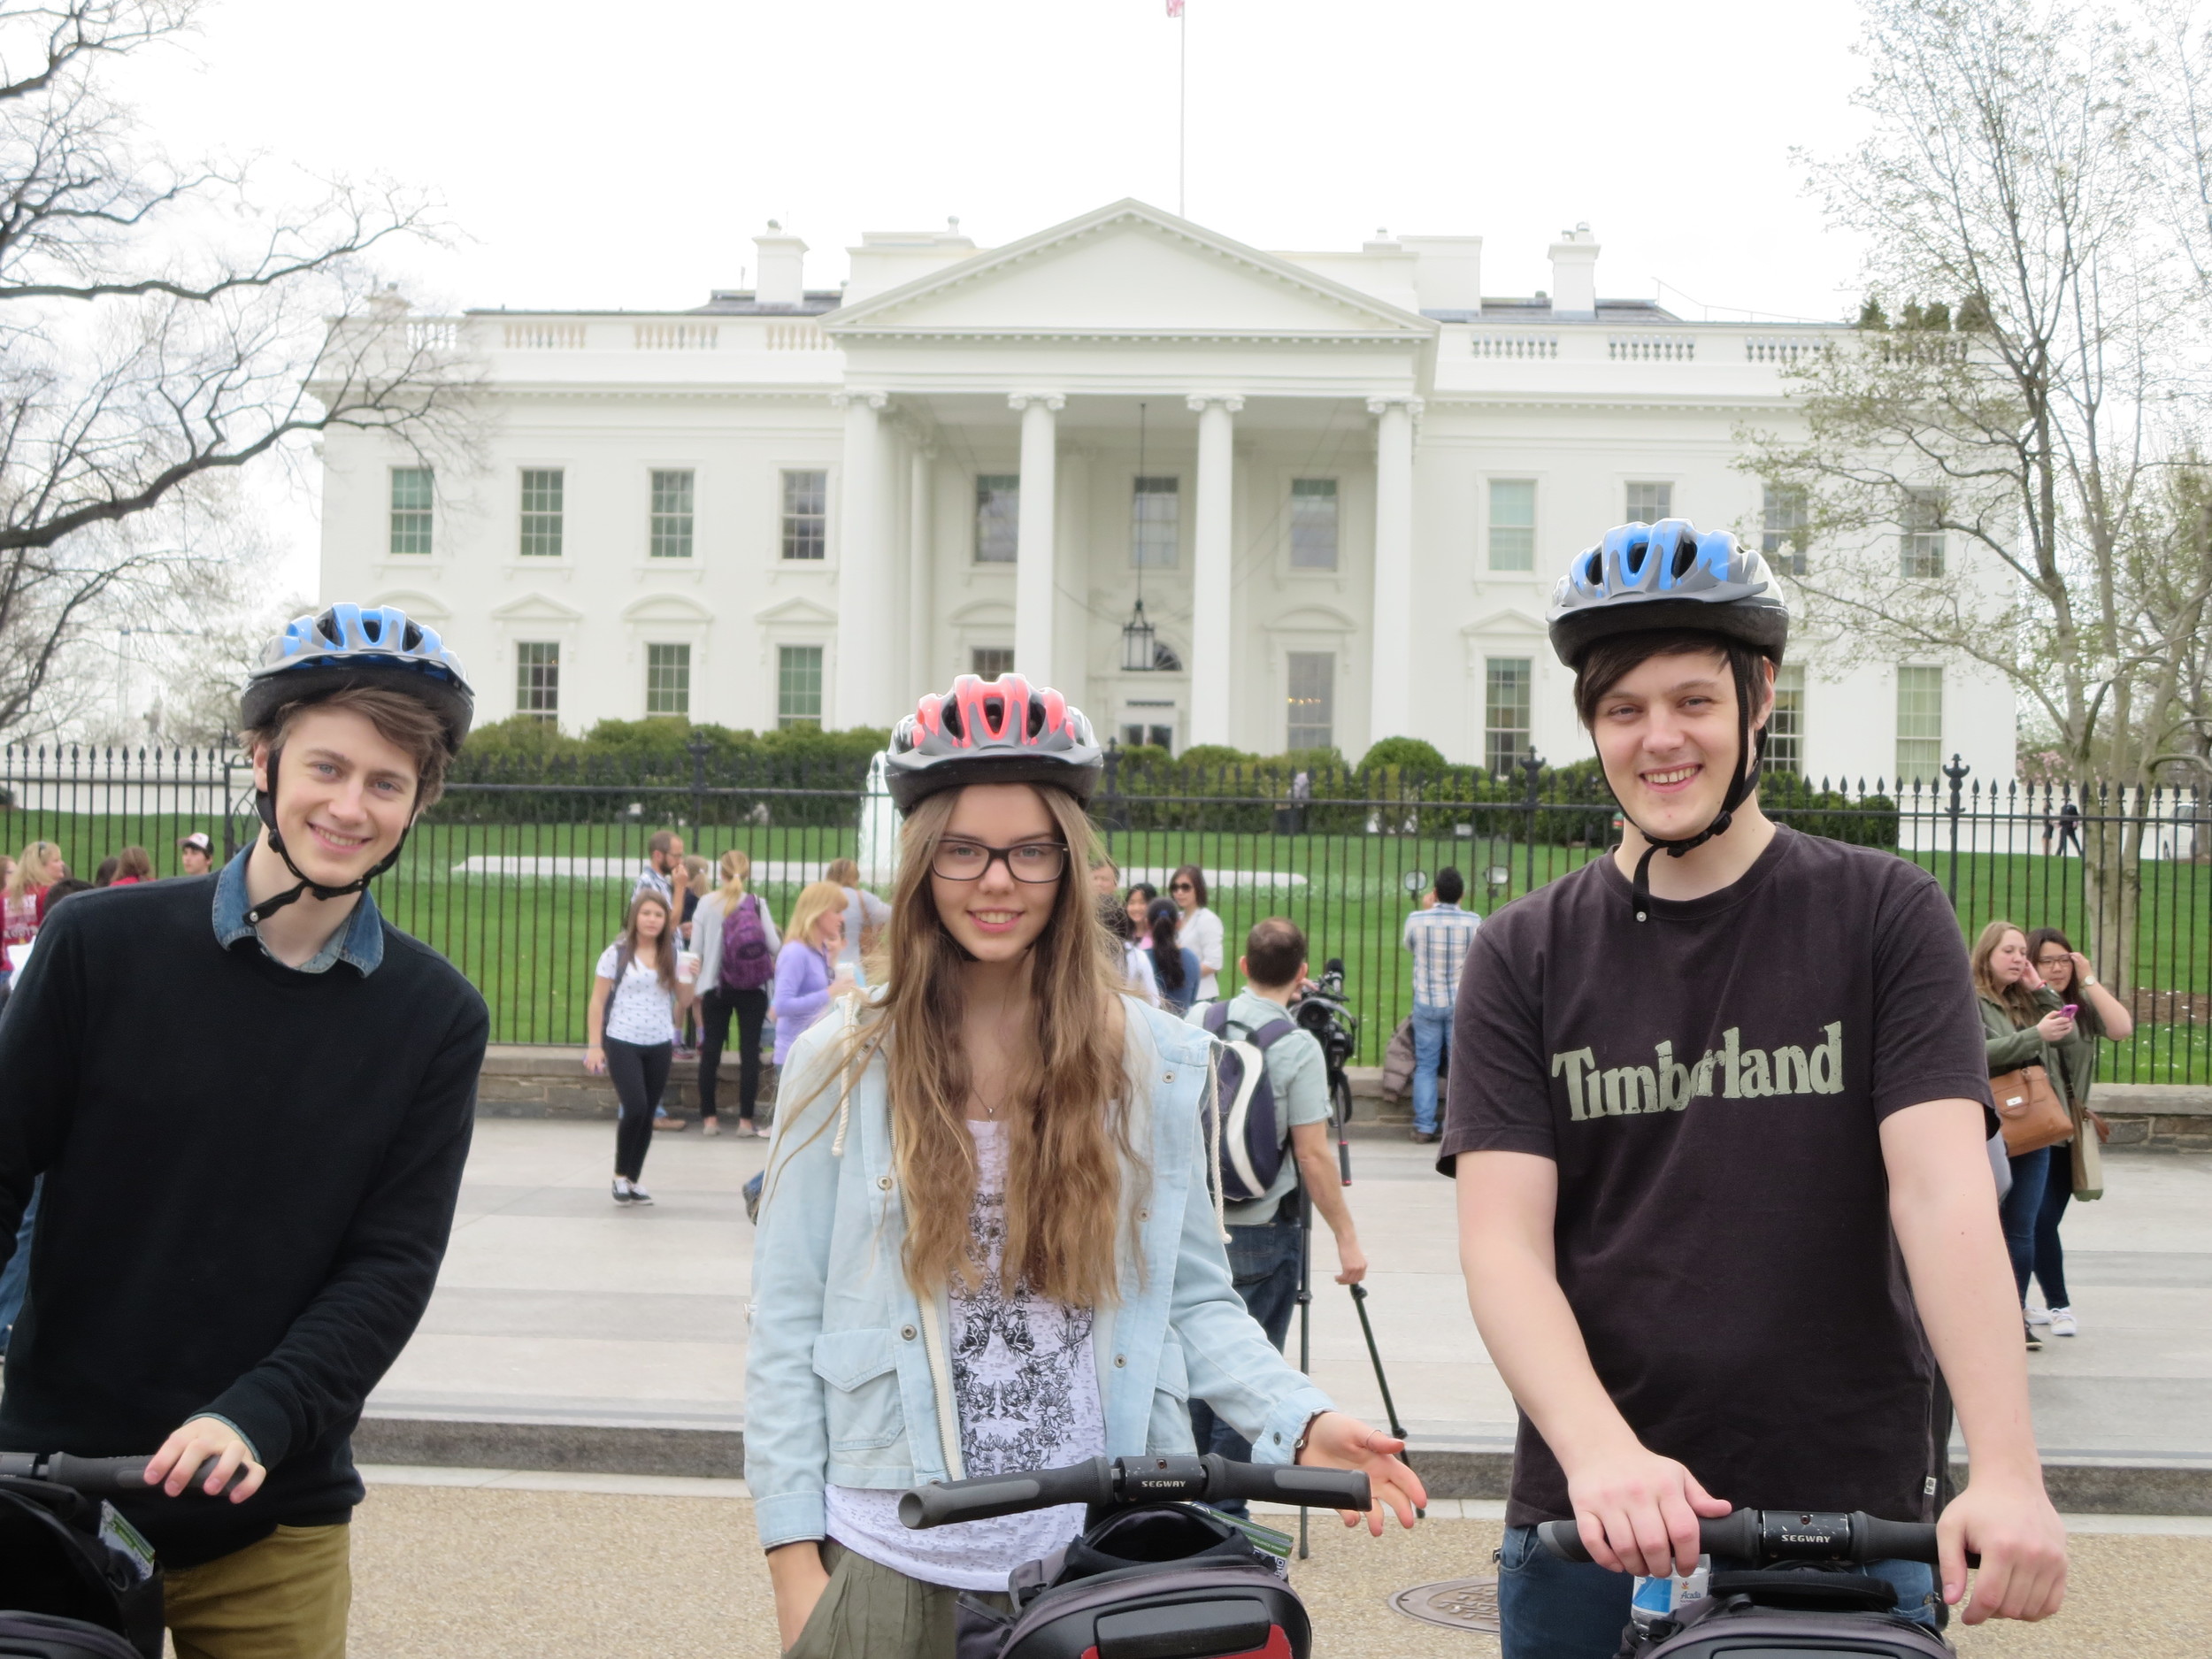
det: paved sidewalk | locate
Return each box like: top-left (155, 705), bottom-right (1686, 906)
top-left (369, 1119), bottom-right (2212, 1467)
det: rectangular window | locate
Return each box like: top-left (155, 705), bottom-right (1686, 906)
top-left (1895, 665), bottom-right (1943, 784)
top-left (1289, 479), bottom-right (1339, 570)
top-left (1767, 663), bottom-right (1804, 778)
top-left (389, 467), bottom-right (434, 556)
top-left (515, 641), bottom-right (560, 721)
top-left (1286, 652), bottom-right (1334, 752)
top-left (646, 642), bottom-right (691, 717)
top-left (778, 644), bottom-right (823, 729)
top-left (518, 468), bottom-right (564, 558)
top-left (971, 647), bottom-right (1015, 680)
top-left (781, 469), bottom-right (827, 561)
top-left (1488, 479), bottom-right (1537, 571)
top-left (649, 469), bottom-right (695, 559)
top-left (1485, 657), bottom-right (1532, 776)
top-left (1120, 723), bottom-right (1175, 750)
top-left (1132, 476), bottom-right (1179, 568)
top-left (1625, 480), bottom-right (1672, 524)
top-left (1762, 485), bottom-right (1809, 576)
top-left (974, 474), bottom-right (1019, 564)
top-left (1901, 488), bottom-right (1945, 578)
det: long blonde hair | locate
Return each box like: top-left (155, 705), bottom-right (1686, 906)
top-left (718, 848), bottom-right (752, 904)
top-left (1970, 919), bottom-right (2041, 1027)
top-left (824, 856), bottom-right (861, 888)
top-left (786, 880), bottom-right (846, 956)
top-left (9, 841), bottom-right (60, 897)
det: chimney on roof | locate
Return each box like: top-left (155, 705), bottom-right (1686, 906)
top-left (755, 222), bottom-right (808, 308)
top-left (1548, 222), bottom-right (1598, 318)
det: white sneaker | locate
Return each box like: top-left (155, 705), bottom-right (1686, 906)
top-left (2047, 1307), bottom-right (2078, 1337)
top-left (626, 1182), bottom-right (655, 1206)
top-left (611, 1178), bottom-right (633, 1203)
top-left (2025, 1305), bottom-right (2052, 1326)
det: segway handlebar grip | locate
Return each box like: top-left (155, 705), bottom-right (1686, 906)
top-left (1536, 1519), bottom-right (1592, 1563)
top-left (1850, 1512), bottom-right (1956, 1566)
top-left (1538, 1510), bottom-right (1967, 1571)
top-left (899, 1456), bottom-right (1117, 1530)
top-left (1210, 1462), bottom-right (1371, 1512)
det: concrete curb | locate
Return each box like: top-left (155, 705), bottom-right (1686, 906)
top-left (354, 1416), bottom-right (2212, 1516)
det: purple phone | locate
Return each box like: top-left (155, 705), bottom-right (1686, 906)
top-left (2062, 1003), bottom-right (2078, 1018)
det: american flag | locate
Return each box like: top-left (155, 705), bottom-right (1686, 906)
top-left (1166, 0), bottom-right (1184, 14)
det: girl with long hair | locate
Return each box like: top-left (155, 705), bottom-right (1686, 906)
top-left (585, 888), bottom-right (694, 1205)
top-left (692, 849), bottom-right (782, 1137)
top-left (749, 675), bottom-right (1421, 1659)
top-left (1124, 880), bottom-right (1156, 933)
top-left (1096, 892), bottom-right (1159, 1006)
top-left (1146, 895), bottom-right (1200, 1016)
top-left (3, 841), bottom-right (64, 987)
top-left (1169, 863), bottom-right (1223, 1002)
top-left (1970, 919), bottom-right (2075, 1350)
top-left (772, 880), bottom-right (853, 1066)
top-left (2021, 926), bottom-right (2133, 1337)
top-left (823, 856), bottom-right (891, 987)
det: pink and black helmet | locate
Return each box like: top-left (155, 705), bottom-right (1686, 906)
top-left (885, 674), bottom-right (1103, 814)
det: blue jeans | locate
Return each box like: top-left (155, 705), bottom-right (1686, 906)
top-left (1999, 1145), bottom-right (2052, 1303)
top-left (1188, 1210), bottom-right (1302, 1517)
top-left (0, 1177), bottom-right (38, 1356)
top-left (1411, 1002), bottom-right (1452, 1134)
top-left (1496, 1525), bottom-right (1941, 1657)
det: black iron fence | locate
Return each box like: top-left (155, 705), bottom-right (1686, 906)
top-left (1, 742), bottom-right (2203, 1083)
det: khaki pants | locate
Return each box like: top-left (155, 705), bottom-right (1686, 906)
top-left (787, 1540), bottom-right (1012, 1659)
top-left (163, 1523), bottom-right (350, 1659)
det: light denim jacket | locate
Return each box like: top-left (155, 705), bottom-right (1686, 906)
top-left (744, 993), bottom-right (1335, 1550)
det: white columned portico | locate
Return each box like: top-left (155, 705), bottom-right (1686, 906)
top-left (906, 439), bottom-right (935, 695)
top-left (1367, 396), bottom-right (1419, 745)
top-left (1187, 394), bottom-right (1243, 748)
top-left (1010, 393), bottom-right (1064, 685)
top-left (833, 390), bottom-right (889, 727)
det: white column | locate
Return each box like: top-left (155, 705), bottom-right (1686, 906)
top-left (1367, 396), bottom-right (1420, 746)
top-left (833, 390), bottom-right (888, 727)
top-left (906, 439), bottom-right (935, 695)
top-left (1010, 393), bottom-right (1064, 685)
top-left (1187, 394), bottom-right (1242, 748)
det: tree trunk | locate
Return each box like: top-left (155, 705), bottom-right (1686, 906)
top-left (2078, 784), bottom-right (2141, 1002)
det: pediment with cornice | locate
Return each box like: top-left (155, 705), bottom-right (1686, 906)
top-left (753, 596), bottom-right (839, 628)
top-left (621, 593), bottom-right (715, 624)
top-left (489, 592), bottom-right (584, 624)
top-left (823, 200), bottom-right (1435, 345)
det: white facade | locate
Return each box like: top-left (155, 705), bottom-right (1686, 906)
top-left (318, 200), bottom-right (2016, 784)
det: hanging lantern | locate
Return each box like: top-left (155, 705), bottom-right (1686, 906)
top-left (1121, 597), bottom-right (1158, 672)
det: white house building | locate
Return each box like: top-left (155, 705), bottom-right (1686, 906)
top-left (317, 198), bottom-right (2015, 784)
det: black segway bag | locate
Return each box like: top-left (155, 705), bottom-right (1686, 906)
top-left (0, 1477), bottom-right (164, 1659)
top-left (958, 1502), bottom-right (1309, 1659)
top-left (1628, 1571), bottom-right (1952, 1658)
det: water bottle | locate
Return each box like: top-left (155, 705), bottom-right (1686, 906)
top-left (1629, 1555), bottom-right (1710, 1628)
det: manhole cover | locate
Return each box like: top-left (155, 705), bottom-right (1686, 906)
top-left (1390, 1574), bottom-right (1501, 1633)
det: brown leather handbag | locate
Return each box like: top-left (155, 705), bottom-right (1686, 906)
top-left (1990, 1064), bottom-right (2071, 1155)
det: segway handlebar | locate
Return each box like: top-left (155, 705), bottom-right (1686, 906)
top-left (900, 1454), bottom-right (1371, 1531)
top-left (0, 1450), bottom-right (250, 1497)
top-left (1538, 1509), bottom-right (1972, 1569)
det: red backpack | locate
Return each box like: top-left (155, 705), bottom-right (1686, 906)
top-left (718, 894), bottom-right (776, 991)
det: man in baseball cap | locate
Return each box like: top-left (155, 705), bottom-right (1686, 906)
top-left (178, 833), bottom-right (215, 877)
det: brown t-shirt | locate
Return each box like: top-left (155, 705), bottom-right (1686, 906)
top-left (1440, 826), bottom-right (1994, 1527)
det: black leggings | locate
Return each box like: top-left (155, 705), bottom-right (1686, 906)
top-left (606, 1037), bottom-right (673, 1180)
top-left (696, 986), bottom-right (770, 1123)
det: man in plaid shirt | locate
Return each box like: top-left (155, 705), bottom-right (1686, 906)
top-left (1402, 867), bottom-right (1480, 1142)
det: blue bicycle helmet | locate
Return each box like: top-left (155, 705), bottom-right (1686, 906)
top-left (1546, 522), bottom-right (1791, 922)
top-left (236, 603), bottom-right (475, 922)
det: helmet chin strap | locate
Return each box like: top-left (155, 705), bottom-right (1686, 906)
top-left (243, 743), bottom-right (412, 926)
top-left (1615, 654), bottom-right (1770, 923)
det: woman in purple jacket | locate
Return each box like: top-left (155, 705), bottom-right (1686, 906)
top-left (772, 880), bottom-right (856, 1066)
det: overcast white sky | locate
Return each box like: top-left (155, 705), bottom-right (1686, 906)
top-left (119, 0), bottom-right (1884, 588)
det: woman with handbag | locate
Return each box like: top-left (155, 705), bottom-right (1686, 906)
top-left (693, 849), bottom-right (783, 1138)
top-left (1970, 920), bottom-right (2075, 1351)
top-left (2023, 927), bottom-right (2134, 1338)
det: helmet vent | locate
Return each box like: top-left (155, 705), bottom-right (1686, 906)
top-left (1027, 698), bottom-right (1046, 738)
top-left (1671, 539), bottom-right (1698, 580)
top-left (982, 695), bottom-right (1004, 736)
top-left (942, 700), bottom-right (964, 740)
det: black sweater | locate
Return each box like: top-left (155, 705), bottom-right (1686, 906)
top-left (0, 876), bottom-right (488, 1567)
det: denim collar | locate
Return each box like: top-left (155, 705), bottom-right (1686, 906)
top-left (211, 847), bottom-right (386, 976)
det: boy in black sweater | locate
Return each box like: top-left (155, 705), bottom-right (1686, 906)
top-left (0, 605), bottom-right (488, 1658)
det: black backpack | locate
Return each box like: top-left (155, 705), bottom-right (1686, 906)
top-left (1623, 1570), bottom-right (1952, 1659)
top-left (1200, 1003), bottom-right (1299, 1205)
top-left (0, 1476), bottom-right (165, 1659)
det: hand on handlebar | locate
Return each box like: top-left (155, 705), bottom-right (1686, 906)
top-left (144, 1416), bottom-right (264, 1504)
top-left (1563, 1444), bottom-right (1731, 1579)
top-left (1294, 1412), bottom-right (1425, 1536)
top-left (1939, 1474), bottom-right (2067, 1624)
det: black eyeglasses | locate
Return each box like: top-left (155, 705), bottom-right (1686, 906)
top-left (932, 839), bottom-right (1068, 884)
top-left (1171, 881), bottom-right (1195, 893)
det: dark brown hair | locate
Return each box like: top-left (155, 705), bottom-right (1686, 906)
top-left (112, 846), bottom-right (153, 880)
top-left (1571, 627), bottom-right (1774, 733)
top-left (1169, 864), bottom-right (1209, 908)
top-left (2025, 926), bottom-right (2077, 992)
top-left (616, 888), bottom-right (678, 991)
top-left (1243, 917), bottom-right (1307, 988)
top-left (242, 685), bottom-right (454, 809)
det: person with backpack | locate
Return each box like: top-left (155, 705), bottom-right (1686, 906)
top-left (586, 887), bottom-right (695, 1204)
top-left (0, 603), bottom-right (489, 1657)
top-left (1446, 522), bottom-right (2065, 1656)
top-left (692, 849), bottom-right (782, 1137)
top-left (1181, 915), bottom-right (1368, 1517)
top-left (748, 673), bottom-right (1421, 1659)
